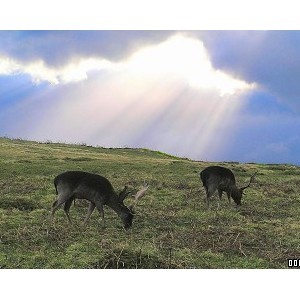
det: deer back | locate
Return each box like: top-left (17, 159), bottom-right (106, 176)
top-left (54, 171), bottom-right (117, 202)
top-left (200, 166), bottom-right (237, 192)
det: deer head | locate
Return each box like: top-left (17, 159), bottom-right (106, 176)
top-left (232, 171), bottom-right (257, 205)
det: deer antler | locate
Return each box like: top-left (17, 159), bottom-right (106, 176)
top-left (134, 183), bottom-right (149, 201)
top-left (241, 171), bottom-right (258, 191)
top-left (130, 183), bottom-right (149, 212)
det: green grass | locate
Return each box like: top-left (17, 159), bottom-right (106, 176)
top-left (0, 137), bottom-right (299, 268)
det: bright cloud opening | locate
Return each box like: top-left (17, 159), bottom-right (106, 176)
top-left (124, 35), bottom-right (255, 96)
top-left (0, 34), bottom-right (255, 96)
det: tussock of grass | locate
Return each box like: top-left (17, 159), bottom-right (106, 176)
top-left (0, 137), bottom-right (299, 269)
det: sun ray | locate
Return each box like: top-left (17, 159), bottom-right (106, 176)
top-left (10, 34), bottom-right (257, 161)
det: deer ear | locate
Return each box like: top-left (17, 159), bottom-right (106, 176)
top-left (119, 186), bottom-right (131, 202)
top-left (129, 204), bottom-right (136, 214)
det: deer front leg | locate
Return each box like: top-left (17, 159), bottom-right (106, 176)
top-left (95, 202), bottom-right (105, 228)
top-left (83, 202), bottom-right (96, 225)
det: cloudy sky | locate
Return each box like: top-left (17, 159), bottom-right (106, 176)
top-left (1, 30), bottom-right (300, 164)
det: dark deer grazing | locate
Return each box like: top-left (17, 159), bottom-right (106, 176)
top-left (200, 166), bottom-right (257, 208)
top-left (51, 171), bottom-right (134, 229)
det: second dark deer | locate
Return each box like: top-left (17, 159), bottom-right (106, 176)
top-left (200, 166), bottom-right (257, 208)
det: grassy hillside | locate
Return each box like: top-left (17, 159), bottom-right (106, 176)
top-left (0, 137), bottom-right (299, 268)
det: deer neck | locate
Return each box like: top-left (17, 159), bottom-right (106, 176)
top-left (107, 197), bottom-right (130, 217)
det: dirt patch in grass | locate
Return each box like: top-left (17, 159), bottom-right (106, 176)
top-left (0, 197), bottom-right (42, 211)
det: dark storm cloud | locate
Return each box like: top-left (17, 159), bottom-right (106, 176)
top-left (195, 31), bottom-right (300, 111)
top-left (0, 31), bottom-right (174, 67)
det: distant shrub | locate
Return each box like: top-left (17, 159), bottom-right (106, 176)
top-left (283, 170), bottom-right (300, 175)
top-left (265, 164), bottom-right (296, 171)
top-left (63, 157), bottom-right (94, 162)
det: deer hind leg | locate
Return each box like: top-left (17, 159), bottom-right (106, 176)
top-left (202, 186), bottom-right (209, 208)
top-left (203, 186), bottom-right (208, 204)
top-left (83, 202), bottom-right (96, 225)
top-left (51, 194), bottom-right (72, 222)
top-left (205, 185), bottom-right (217, 209)
top-left (226, 191), bottom-right (231, 204)
top-left (203, 186), bottom-right (212, 208)
top-left (217, 189), bottom-right (223, 210)
top-left (63, 197), bottom-right (75, 223)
